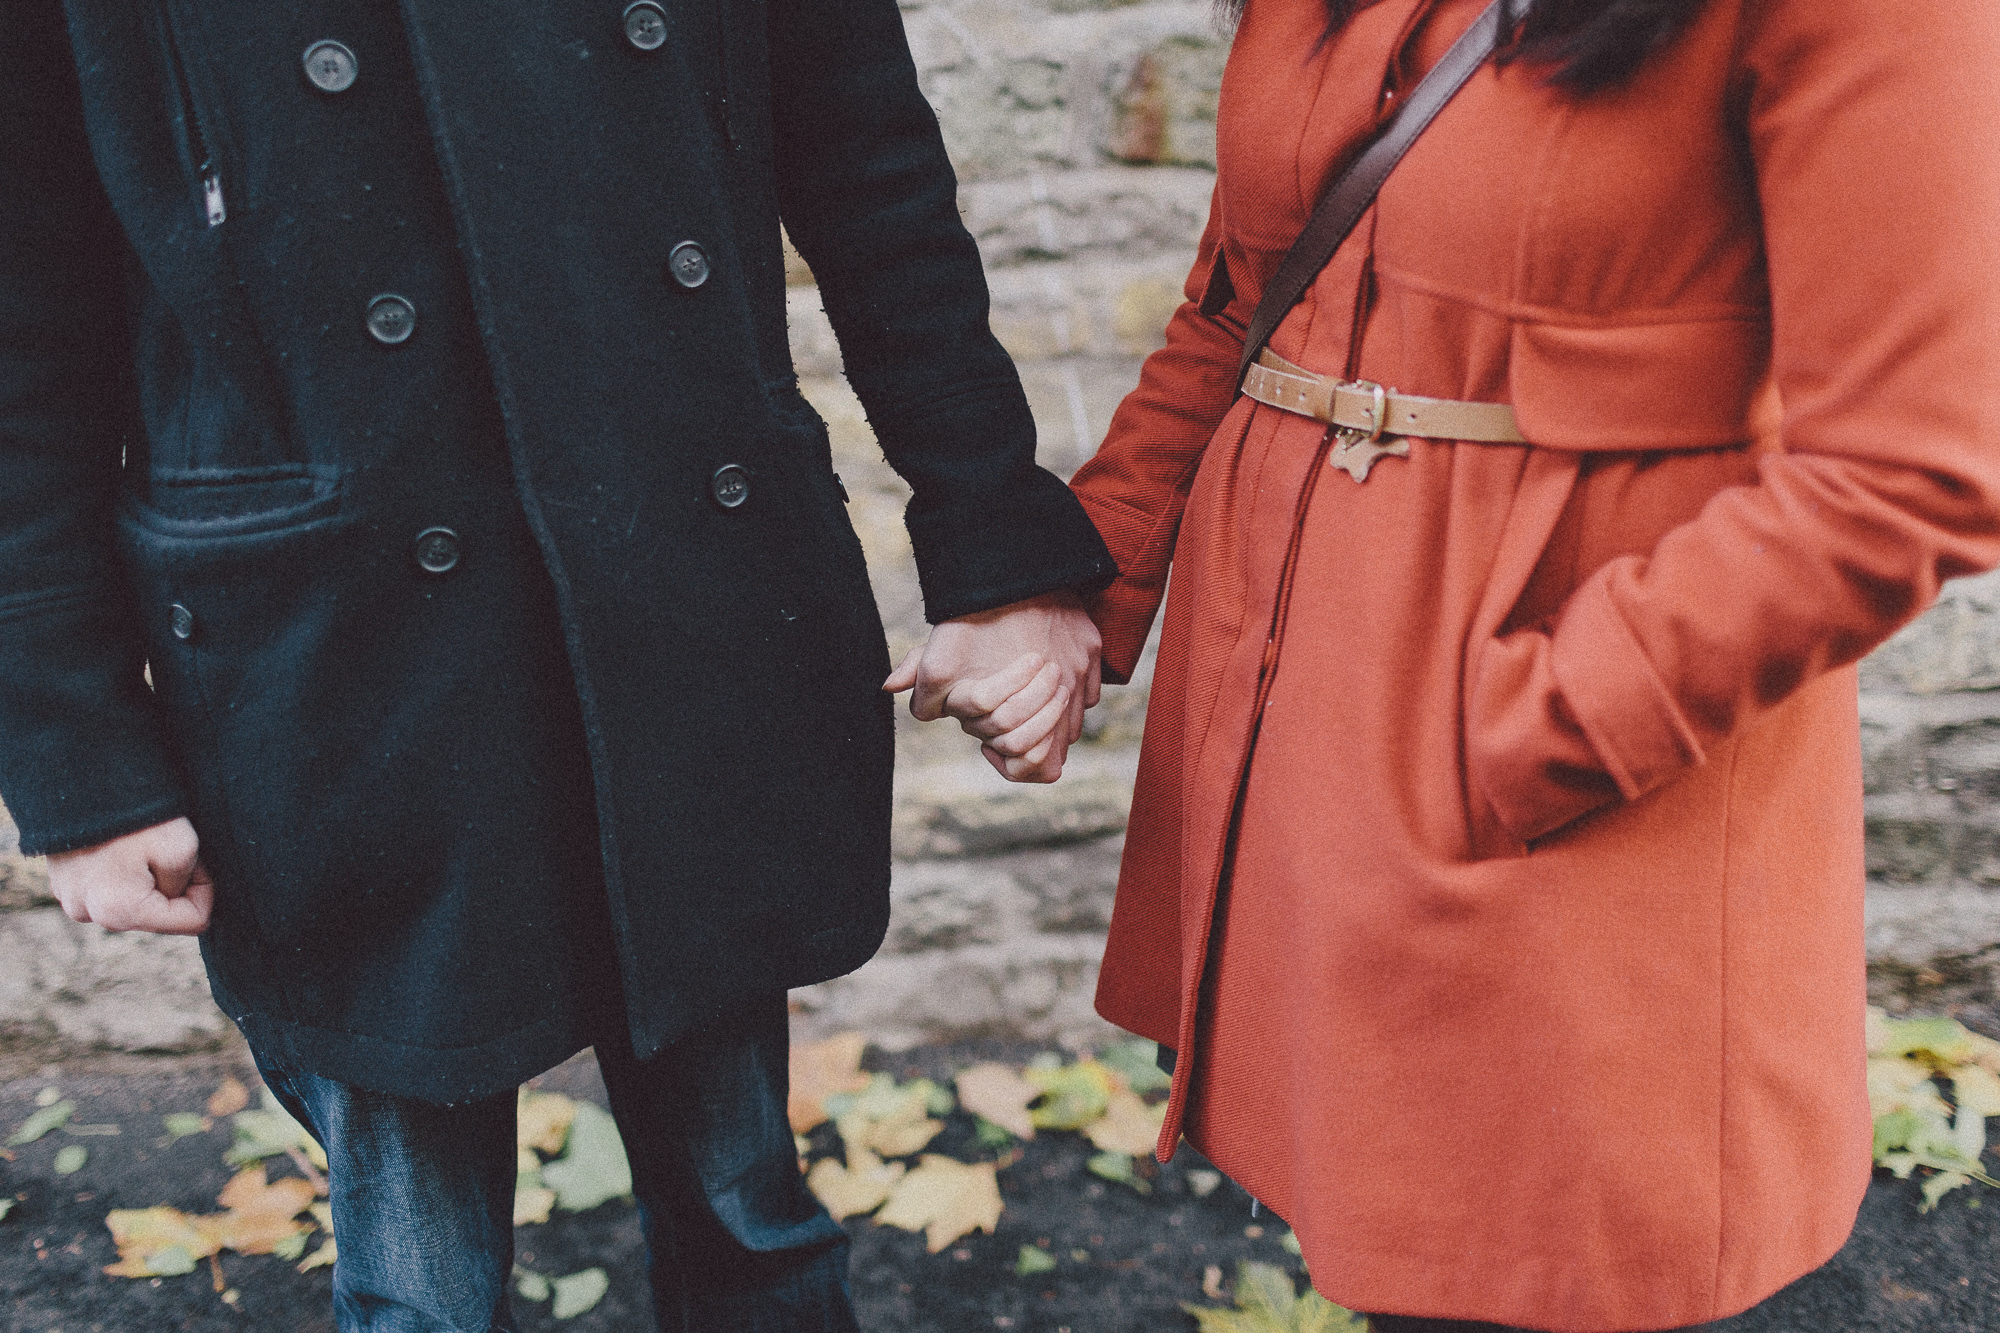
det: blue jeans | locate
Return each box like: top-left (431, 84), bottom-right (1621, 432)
top-left (255, 994), bottom-right (857, 1333)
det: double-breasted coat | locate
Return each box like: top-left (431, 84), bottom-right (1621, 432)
top-left (1069, 0), bottom-right (2000, 1328)
top-left (0, 0), bottom-right (1113, 1103)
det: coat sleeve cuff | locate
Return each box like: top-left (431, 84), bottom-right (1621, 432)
top-left (1548, 574), bottom-right (1707, 802)
top-left (0, 596), bottom-right (193, 856)
top-left (907, 472), bottom-right (1119, 624)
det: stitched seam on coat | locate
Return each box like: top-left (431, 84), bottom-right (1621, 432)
top-left (1710, 739), bottom-right (1740, 1322)
top-left (1374, 262), bottom-right (1770, 330)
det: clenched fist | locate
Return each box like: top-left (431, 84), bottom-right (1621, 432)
top-left (48, 817), bottom-right (214, 936)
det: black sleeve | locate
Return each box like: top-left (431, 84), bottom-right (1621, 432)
top-left (765, 0), bottom-right (1117, 623)
top-left (0, 2), bottom-right (188, 856)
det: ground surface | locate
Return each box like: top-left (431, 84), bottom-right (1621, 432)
top-left (1, 1042), bottom-right (1994, 1333)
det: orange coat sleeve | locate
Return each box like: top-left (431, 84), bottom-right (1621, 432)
top-left (1470, 0), bottom-right (2000, 843)
top-left (1068, 187), bottom-right (1245, 682)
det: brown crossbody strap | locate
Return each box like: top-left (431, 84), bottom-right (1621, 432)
top-left (1235, 0), bottom-right (1508, 388)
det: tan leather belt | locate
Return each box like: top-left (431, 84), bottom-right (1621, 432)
top-left (1241, 350), bottom-right (1524, 480)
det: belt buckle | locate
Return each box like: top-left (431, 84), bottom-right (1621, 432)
top-left (1330, 380), bottom-right (1408, 482)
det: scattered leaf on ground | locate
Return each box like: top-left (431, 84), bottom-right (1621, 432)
top-left (213, 1165), bottom-right (316, 1255)
top-left (8, 1099), bottom-right (74, 1146)
top-left (518, 1090), bottom-right (578, 1158)
top-left (1087, 1150), bottom-right (1149, 1193)
top-left (1188, 1169), bottom-right (1223, 1198)
top-left (790, 1032), bottom-right (872, 1133)
top-left (551, 1267), bottom-right (611, 1319)
top-left (514, 1180), bottom-right (558, 1227)
top-left (830, 1074), bottom-right (947, 1161)
top-left (1100, 1039), bottom-right (1173, 1095)
top-left (1015, 1244), bottom-right (1058, 1276)
top-left (0, 1199), bottom-right (13, 1223)
top-left (955, 1064), bottom-right (1039, 1141)
top-left (104, 1206), bottom-right (223, 1276)
top-left (1182, 1260), bottom-right (1366, 1333)
top-left (1953, 1065), bottom-right (2000, 1118)
top-left (1025, 1058), bottom-right (1115, 1132)
top-left (207, 1078), bottom-right (251, 1118)
top-left (1086, 1088), bottom-right (1167, 1158)
top-left (541, 1101), bottom-right (632, 1213)
top-left (516, 1267), bottom-right (552, 1302)
top-left (298, 1203), bottom-right (336, 1272)
top-left (807, 1147), bottom-right (906, 1221)
top-left (226, 1090), bottom-right (327, 1171)
top-left (163, 1113), bottom-right (211, 1143)
top-left (62, 1121), bottom-right (121, 1137)
top-left (52, 1144), bottom-right (87, 1175)
top-left (877, 1154), bottom-right (1004, 1253)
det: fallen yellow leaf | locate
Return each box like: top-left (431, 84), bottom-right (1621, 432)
top-left (789, 1033), bottom-right (871, 1134)
top-left (877, 1155), bottom-right (1003, 1253)
top-left (513, 1184), bottom-right (557, 1227)
top-left (1085, 1088), bottom-right (1167, 1158)
top-left (806, 1147), bottom-right (906, 1221)
top-left (955, 1064), bottom-right (1038, 1141)
top-left (206, 1077), bottom-right (251, 1119)
top-left (517, 1091), bottom-right (577, 1158)
top-left (213, 1165), bottom-right (316, 1255)
top-left (103, 1206), bottom-right (222, 1277)
top-left (1954, 1064), bottom-right (2000, 1119)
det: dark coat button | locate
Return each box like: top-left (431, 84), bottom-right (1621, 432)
top-left (623, 2), bottom-right (669, 50)
top-left (710, 464), bottom-right (750, 510)
top-left (169, 603), bottom-right (195, 641)
top-left (367, 294), bottom-right (416, 345)
top-left (668, 241), bottom-right (710, 289)
top-left (414, 527), bottom-right (461, 574)
top-left (302, 40), bottom-right (359, 93)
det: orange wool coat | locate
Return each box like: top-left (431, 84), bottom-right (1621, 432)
top-left (1068, 1), bottom-right (2000, 1328)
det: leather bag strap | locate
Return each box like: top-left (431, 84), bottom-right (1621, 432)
top-left (1235, 0), bottom-right (1508, 387)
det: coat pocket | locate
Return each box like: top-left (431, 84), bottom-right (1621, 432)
top-left (135, 465), bottom-right (344, 536)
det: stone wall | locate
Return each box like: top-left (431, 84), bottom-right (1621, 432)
top-left (2, 0), bottom-right (1995, 1062)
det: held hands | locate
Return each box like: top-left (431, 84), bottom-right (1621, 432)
top-left (48, 817), bottom-right (214, 936)
top-left (884, 590), bottom-right (1103, 783)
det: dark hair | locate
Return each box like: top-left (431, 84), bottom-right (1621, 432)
top-left (1217, 0), bottom-right (1710, 93)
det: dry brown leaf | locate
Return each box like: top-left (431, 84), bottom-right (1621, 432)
top-left (789, 1033), bottom-right (871, 1133)
top-left (806, 1147), bottom-right (906, 1221)
top-left (206, 1077), bottom-right (251, 1119)
top-left (517, 1091), bottom-right (578, 1158)
top-left (876, 1155), bottom-right (1003, 1253)
top-left (213, 1165), bottom-right (316, 1255)
top-left (955, 1064), bottom-right (1038, 1140)
top-left (1084, 1088), bottom-right (1167, 1158)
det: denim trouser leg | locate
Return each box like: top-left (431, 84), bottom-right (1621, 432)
top-left (256, 1063), bottom-right (518, 1333)
top-left (253, 992), bottom-right (855, 1333)
top-left (595, 993), bottom-right (858, 1333)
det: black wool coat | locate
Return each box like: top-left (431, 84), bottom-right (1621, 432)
top-left (0, 0), bottom-right (1115, 1101)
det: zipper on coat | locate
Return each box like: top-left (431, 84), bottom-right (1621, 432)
top-left (157, 1), bottom-right (225, 226)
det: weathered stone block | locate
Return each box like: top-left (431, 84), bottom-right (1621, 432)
top-left (1861, 567), bottom-right (2000, 694)
top-left (957, 166), bottom-right (1214, 269)
top-left (0, 908), bottom-right (231, 1053)
top-left (1107, 35), bottom-right (1227, 167)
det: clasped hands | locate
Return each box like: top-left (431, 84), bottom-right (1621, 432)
top-left (883, 590), bottom-right (1103, 783)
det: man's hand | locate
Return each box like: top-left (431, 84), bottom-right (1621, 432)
top-left (884, 590), bottom-right (1103, 783)
top-left (48, 818), bottom-right (213, 936)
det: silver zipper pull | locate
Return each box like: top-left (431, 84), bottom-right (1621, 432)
top-left (201, 169), bottom-right (226, 227)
